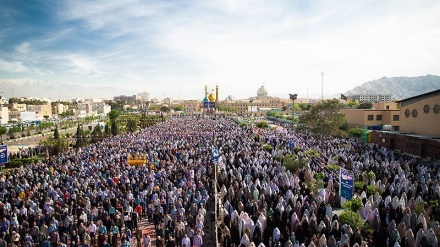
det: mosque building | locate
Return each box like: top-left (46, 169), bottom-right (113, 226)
top-left (179, 84), bottom-right (307, 116)
top-left (218, 85), bottom-right (292, 116)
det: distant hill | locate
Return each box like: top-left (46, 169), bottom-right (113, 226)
top-left (345, 75), bottom-right (440, 100)
top-left (0, 78), bottom-right (134, 100)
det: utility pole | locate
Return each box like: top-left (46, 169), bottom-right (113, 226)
top-left (321, 72), bottom-right (324, 101)
top-left (289, 93), bottom-right (298, 152)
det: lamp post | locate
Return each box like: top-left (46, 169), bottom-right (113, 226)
top-left (289, 94), bottom-right (298, 152)
top-left (249, 99), bottom-right (254, 125)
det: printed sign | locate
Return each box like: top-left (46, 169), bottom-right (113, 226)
top-left (212, 146), bottom-right (219, 162)
top-left (203, 102), bottom-right (216, 108)
top-left (0, 145), bottom-right (8, 165)
top-left (340, 168), bottom-right (354, 200)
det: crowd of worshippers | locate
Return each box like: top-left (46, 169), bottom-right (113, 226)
top-left (216, 120), bottom-right (440, 247)
top-left (0, 117), bottom-right (440, 247)
top-left (0, 118), bottom-right (225, 247)
top-left (7, 145), bottom-right (46, 160)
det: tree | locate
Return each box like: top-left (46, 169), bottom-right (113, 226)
top-left (0, 126), bottom-right (7, 143)
top-left (126, 119), bottom-right (138, 133)
top-left (139, 113), bottom-right (147, 129)
top-left (75, 124), bottom-right (84, 148)
top-left (298, 99), bottom-right (347, 141)
top-left (53, 126), bottom-right (62, 155)
top-left (108, 109), bottom-right (121, 121)
top-left (348, 127), bottom-right (364, 137)
top-left (298, 103), bottom-right (310, 110)
top-left (108, 100), bottom-right (125, 111)
top-left (59, 109), bottom-right (74, 118)
top-left (347, 101), bottom-right (359, 108)
top-left (111, 120), bottom-right (118, 136)
top-left (149, 104), bottom-right (158, 110)
top-left (172, 105), bottom-right (183, 112)
top-left (266, 110), bottom-right (277, 117)
top-left (91, 124), bottom-right (103, 143)
top-left (291, 104), bottom-right (301, 111)
top-left (104, 123), bottom-right (111, 137)
top-left (357, 102), bottom-right (373, 109)
top-left (160, 106), bottom-right (170, 112)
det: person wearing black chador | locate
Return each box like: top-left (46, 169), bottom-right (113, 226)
top-left (252, 224), bottom-right (262, 246)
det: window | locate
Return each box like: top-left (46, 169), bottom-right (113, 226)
top-left (386, 106), bottom-right (390, 110)
top-left (393, 115), bottom-right (399, 121)
top-left (394, 126), bottom-right (400, 131)
top-left (376, 115), bottom-right (383, 120)
top-left (367, 115), bottom-right (374, 121)
top-left (412, 109), bottom-right (418, 118)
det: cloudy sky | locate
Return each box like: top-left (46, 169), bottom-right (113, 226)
top-left (1, 0), bottom-right (439, 100)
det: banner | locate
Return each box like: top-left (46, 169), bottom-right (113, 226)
top-left (289, 138), bottom-right (295, 149)
top-left (127, 154), bottom-right (146, 166)
top-left (212, 146), bottom-right (219, 163)
top-left (340, 168), bottom-right (354, 200)
top-left (0, 145), bottom-right (7, 165)
top-left (203, 102), bottom-right (216, 108)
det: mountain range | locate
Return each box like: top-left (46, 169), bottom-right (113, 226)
top-left (1, 75), bottom-right (440, 101)
top-left (345, 75), bottom-right (440, 100)
top-left (0, 79), bottom-right (134, 100)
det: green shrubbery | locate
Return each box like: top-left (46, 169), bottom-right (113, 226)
top-left (339, 210), bottom-right (364, 229)
top-left (6, 160), bottom-right (23, 168)
top-left (283, 154), bottom-right (307, 174)
top-left (314, 172), bottom-right (325, 180)
top-left (256, 121), bottom-right (269, 128)
top-left (304, 149), bottom-right (320, 157)
top-left (340, 197), bottom-right (364, 229)
top-left (5, 156), bottom-right (44, 169)
top-left (367, 185), bottom-right (378, 197)
top-left (348, 127), bottom-right (364, 137)
top-left (262, 144), bottom-right (273, 151)
top-left (325, 164), bottom-right (340, 172)
top-left (354, 182), bottom-right (364, 192)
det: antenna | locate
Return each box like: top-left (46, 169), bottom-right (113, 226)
top-left (320, 72), bottom-right (324, 100)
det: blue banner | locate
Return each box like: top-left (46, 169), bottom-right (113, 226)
top-left (289, 138), bottom-right (295, 149)
top-left (203, 102), bottom-right (216, 108)
top-left (0, 145), bottom-right (8, 165)
top-left (212, 146), bottom-right (219, 162)
top-left (340, 168), bottom-right (354, 200)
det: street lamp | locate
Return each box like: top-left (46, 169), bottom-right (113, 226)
top-left (289, 94), bottom-right (298, 152)
top-left (289, 94), bottom-right (298, 127)
top-left (249, 99), bottom-right (254, 125)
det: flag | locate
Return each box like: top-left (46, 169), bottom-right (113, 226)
top-left (340, 94), bottom-right (347, 100)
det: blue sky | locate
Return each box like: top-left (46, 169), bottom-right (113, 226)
top-left (1, 0), bottom-right (439, 100)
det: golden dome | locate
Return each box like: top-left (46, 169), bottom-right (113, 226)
top-left (208, 93), bottom-right (216, 102)
top-left (257, 85), bottom-right (268, 97)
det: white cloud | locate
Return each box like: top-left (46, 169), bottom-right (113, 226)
top-left (2, 0), bottom-right (440, 99)
top-left (0, 58), bottom-right (29, 73)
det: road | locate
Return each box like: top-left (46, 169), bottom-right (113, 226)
top-left (4, 127), bottom-right (85, 152)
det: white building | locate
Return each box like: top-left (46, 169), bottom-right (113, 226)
top-left (137, 92), bottom-right (152, 101)
top-left (93, 104), bottom-right (111, 115)
top-left (20, 111), bottom-right (37, 122)
top-left (350, 94), bottom-right (392, 103)
top-left (0, 107), bottom-right (9, 125)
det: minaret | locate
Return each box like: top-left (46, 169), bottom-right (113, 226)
top-left (205, 85), bottom-right (208, 96)
top-left (216, 85), bottom-right (219, 102)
